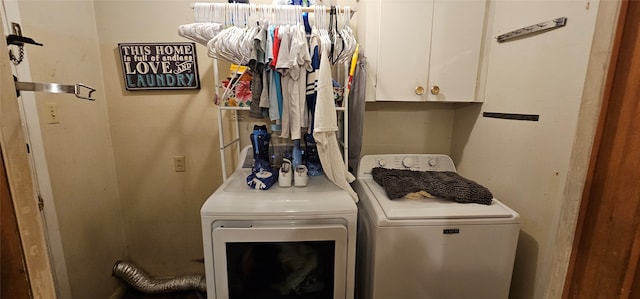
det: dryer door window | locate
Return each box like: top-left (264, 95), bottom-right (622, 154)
top-left (212, 225), bottom-right (348, 299)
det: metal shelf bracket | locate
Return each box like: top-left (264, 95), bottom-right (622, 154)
top-left (14, 81), bottom-right (96, 101)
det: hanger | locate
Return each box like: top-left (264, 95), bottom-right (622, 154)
top-left (179, 3), bottom-right (225, 45)
top-left (328, 6), bottom-right (336, 62)
top-left (337, 6), bottom-right (356, 63)
top-left (320, 6), bottom-right (332, 54)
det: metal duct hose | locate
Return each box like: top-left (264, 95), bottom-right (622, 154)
top-left (112, 260), bottom-right (206, 294)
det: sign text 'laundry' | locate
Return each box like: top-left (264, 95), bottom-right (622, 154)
top-left (118, 42), bottom-right (200, 90)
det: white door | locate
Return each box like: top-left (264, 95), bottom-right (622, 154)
top-left (212, 224), bottom-right (348, 299)
top-left (375, 0), bottom-right (432, 101)
top-left (362, 0), bottom-right (487, 102)
top-left (427, 0), bottom-right (487, 102)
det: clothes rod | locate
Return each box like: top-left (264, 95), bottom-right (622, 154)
top-left (190, 3), bottom-right (355, 13)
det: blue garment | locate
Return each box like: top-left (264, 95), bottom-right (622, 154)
top-left (246, 160), bottom-right (278, 190)
top-left (305, 32), bottom-right (320, 131)
top-left (274, 71), bottom-right (283, 120)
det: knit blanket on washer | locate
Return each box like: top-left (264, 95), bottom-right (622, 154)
top-left (371, 167), bottom-right (493, 205)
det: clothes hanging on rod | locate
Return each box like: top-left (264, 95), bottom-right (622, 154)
top-left (184, 3), bottom-right (356, 64)
top-left (187, 3), bottom-right (356, 135)
top-left (347, 47), bottom-right (366, 174)
top-left (313, 44), bottom-right (358, 201)
top-left (184, 3), bottom-right (361, 198)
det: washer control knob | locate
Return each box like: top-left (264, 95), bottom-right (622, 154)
top-left (377, 159), bottom-right (387, 167)
top-left (428, 158), bottom-right (439, 167)
top-left (402, 157), bottom-right (414, 168)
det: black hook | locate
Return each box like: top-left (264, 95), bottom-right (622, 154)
top-left (6, 34), bottom-right (43, 47)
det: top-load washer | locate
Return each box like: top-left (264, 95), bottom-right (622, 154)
top-left (353, 154), bottom-right (520, 299)
top-left (201, 147), bottom-right (358, 299)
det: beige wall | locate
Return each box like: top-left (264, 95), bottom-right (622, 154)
top-left (94, 0), bottom-right (221, 279)
top-left (361, 102), bottom-right (454, 155)
top-left (237, 101), bottom-right (455, 158)
top-left (15, 1), bottom-right (126, 298)
top-left (7, 0), bottom-right (619, 299)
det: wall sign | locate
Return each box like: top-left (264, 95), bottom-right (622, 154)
top-left (118, 42), bottom-right (200, 90)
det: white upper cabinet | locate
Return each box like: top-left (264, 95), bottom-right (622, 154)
top-left (357, 0), bottom-right (488, 102)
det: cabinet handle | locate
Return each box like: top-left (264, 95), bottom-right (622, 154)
top-left (430, 85), bottom-right (440, 95)
top-left (415, 86), bottom-right (425, 95)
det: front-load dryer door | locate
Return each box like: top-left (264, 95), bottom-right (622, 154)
top-left (212, 224), bottom-right (348, 299)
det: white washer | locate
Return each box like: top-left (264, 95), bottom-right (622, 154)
top-left (201, 147), bottom-right (358, 299)
top-left (353, 154), bottom-right (520, 299)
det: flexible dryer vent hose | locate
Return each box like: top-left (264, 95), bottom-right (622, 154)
top-left (112, 260), bottom-right (206, 294)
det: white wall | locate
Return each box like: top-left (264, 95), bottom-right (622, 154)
top-left (451, 0), bottom-right (618, 298)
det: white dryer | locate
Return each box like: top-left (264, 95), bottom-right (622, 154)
top-left (201, 147), bottom-right (358, 299)
top-left (353, 154), bottom-right (520, 299)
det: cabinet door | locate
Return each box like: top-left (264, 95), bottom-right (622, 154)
top-left (375, 0), bottom-right (433, 101)
top-left (427, 0), bottom-right (487, 102)
top-left (361, 0), bottom-right (487, 102)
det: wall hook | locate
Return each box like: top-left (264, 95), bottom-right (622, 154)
top-left (6, 22), bottom-right (42, 65)
top-left (496, 17), bottom-right (568, 43)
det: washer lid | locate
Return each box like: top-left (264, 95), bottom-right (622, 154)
top-left (362, 179), bottom-right (515, 219)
